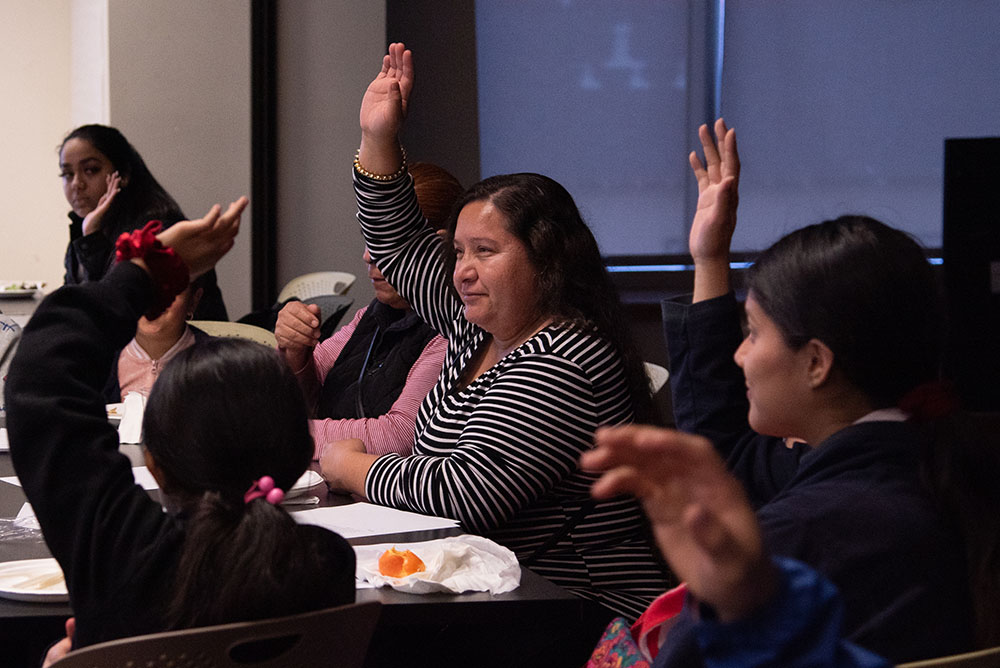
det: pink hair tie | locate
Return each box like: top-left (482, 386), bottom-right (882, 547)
top-left (244, 476), bottom-right (285, 505)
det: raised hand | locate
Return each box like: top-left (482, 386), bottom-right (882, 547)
top-left (275, 301), bottom-right (322, 369)
top-left (582, 424), bottom-right (775, 623)
top-left (82, 171), bottom-right (122, 235)
top-left (156, 197), bottom-right (248, 278)
top-left (688, 119), bottom-right (740, 301)
top-left (358, 42), bottom-right (413, 174)
top-left (689, 119), bottom-right (739, 261)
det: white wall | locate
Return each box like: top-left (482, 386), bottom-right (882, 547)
top-left (0, 2), bottom-right (74, 291)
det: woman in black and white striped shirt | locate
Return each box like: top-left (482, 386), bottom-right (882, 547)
top-left (320, 43), bottom-right (673, 621)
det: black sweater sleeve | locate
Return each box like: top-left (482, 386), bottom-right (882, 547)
top-left (5, 263), bottom-right (182, 628)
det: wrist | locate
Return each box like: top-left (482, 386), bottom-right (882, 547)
top-left (692, 259), bottom-right (731, 303)
top-left (691, 254), bottom-right (730, 269)
top-left (116, 220), bottom-right (189, 319)
top-left (357, 137), bottom-right (406, 179)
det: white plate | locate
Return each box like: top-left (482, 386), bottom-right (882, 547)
top-left (0, 281), bottom-right (44, 298)
top-left (0, 558), bottom-right (69, 602)
top-left (287, 470), bottom-right (323, 498)
top-left (0, 288), bottom-right (37, 298)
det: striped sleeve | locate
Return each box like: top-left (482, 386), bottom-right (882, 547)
top-left (354, 171), bottom-right (463, 339)
top-left (365, 346), bottom-right (608, 533)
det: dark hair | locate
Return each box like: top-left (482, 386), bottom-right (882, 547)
top-left (746, 215), bottom-right (941, 408)
top-left (410, 162), bottom-right (464, 230)
top-left (920, 411), bottom-right (1000, 648)
top-left (142, 338), bottom-right (336, 627)
top-left (60, 124), bottom-right (185, 241)
top-left (748, 215), bottom-right (1000, 647)
top-left (444, 173), bottom-right (653, 421)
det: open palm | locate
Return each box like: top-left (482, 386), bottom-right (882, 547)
top-left (688, 119), bottom-right (740, 263)
top-left (157, 197), bottom-right (248, 278)
top-left (359, 42), bottom-right (413, 142)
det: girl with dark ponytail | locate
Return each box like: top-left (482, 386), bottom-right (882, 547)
top-left (6, 200), bottom-right (355, 653)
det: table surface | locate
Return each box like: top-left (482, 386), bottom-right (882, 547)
top-left (0, 450), bottom-right (583, 624)
top-left (0, 292), bottom-right (42, 325)
top-left (0, 320), bottom-right (604, 666)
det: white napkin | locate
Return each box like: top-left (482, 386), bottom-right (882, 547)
top-left (0, 427), bottom-right (8, 452)
top-left (118, 392), bottom-right (146, 444)
top-left (355, 535), bottom-right (521, 595)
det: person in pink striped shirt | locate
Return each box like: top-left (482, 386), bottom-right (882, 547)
top-left (276, 163), bottom-right (459, 457)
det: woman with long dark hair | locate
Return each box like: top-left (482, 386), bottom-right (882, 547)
top-left (320, 43), bottom-right (669, 623)
top-left (6, 198), bottom-right (355, 653)
top-left (58, 124), bottom-right (228, 319)
top-left (592, 119), bottom-right (996, 665)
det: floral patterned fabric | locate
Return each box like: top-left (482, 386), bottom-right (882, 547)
top-left (586, 616), bottom-right (651, 668)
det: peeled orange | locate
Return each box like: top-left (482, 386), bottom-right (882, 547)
top-left (378, 547), bottom-right (426, 578)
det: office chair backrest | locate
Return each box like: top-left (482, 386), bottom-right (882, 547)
top-left (643, 362), bottom-right (670, 394)
top-left (277, 271), bottom-right (356, 302)
top-left (188, 321), bottom-right (278, 348)
top-left (52, 600), bottom-right (381, 668)
top-left (897, 645), bottom-right (1000, 668)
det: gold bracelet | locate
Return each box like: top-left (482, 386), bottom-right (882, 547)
top-left (353, 146), bottom-right (407, 181)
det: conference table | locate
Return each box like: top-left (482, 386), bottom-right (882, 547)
top-left (0, 290), bottom-right (41, 329)
top-left (0, 438), bottom-right (603, 667)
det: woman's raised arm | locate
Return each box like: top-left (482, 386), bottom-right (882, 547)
top-left (688, 118), bottom-right (740, 302)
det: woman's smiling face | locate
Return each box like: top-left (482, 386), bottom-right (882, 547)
top-left (734, 293), bottom-right (815, 438)
top-left (452, 199), bottom-right (544, 342)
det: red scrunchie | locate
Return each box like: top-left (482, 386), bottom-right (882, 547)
top-left (898, 380), bottom-right (960, 422)
top-left (115, 220), bottom-right (189, 320)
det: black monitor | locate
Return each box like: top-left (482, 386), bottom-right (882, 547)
top-left (942, 137), bottom-right (1000, 411)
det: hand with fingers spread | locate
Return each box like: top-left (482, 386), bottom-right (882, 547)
top-left (275, 301), bottom-right (322, 370)
top-left (358, 42), bottom-right (413, 175)
top-left (583, 424), bottom-right (776, 623)
top-left (81, 171), bottom-right (122, 236)
top-left (155, 197), bottom-right (248, 279)
top-left (688, 119), bottom-right (740, 302)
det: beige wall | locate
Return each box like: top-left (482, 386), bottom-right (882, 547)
top-left (0, 1), bottom-right (251, 317)
top-left (275, 1), bottom-right (387, 319)
top-left (108, 0), bottom-right (252, 318)
top-left (0, 2), bottom-right (74, 291)
top-left (3, 2), bottom-right (385, 320)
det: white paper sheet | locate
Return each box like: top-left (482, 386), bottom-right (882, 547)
top-left (0, 427), bottom-right (8, 452)
top-left (118, 392), bottom-right (146, 444)
top-left (1, 466), bottom-right (159, 491)
top-left (292, 502), bottom-right (459, 539)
